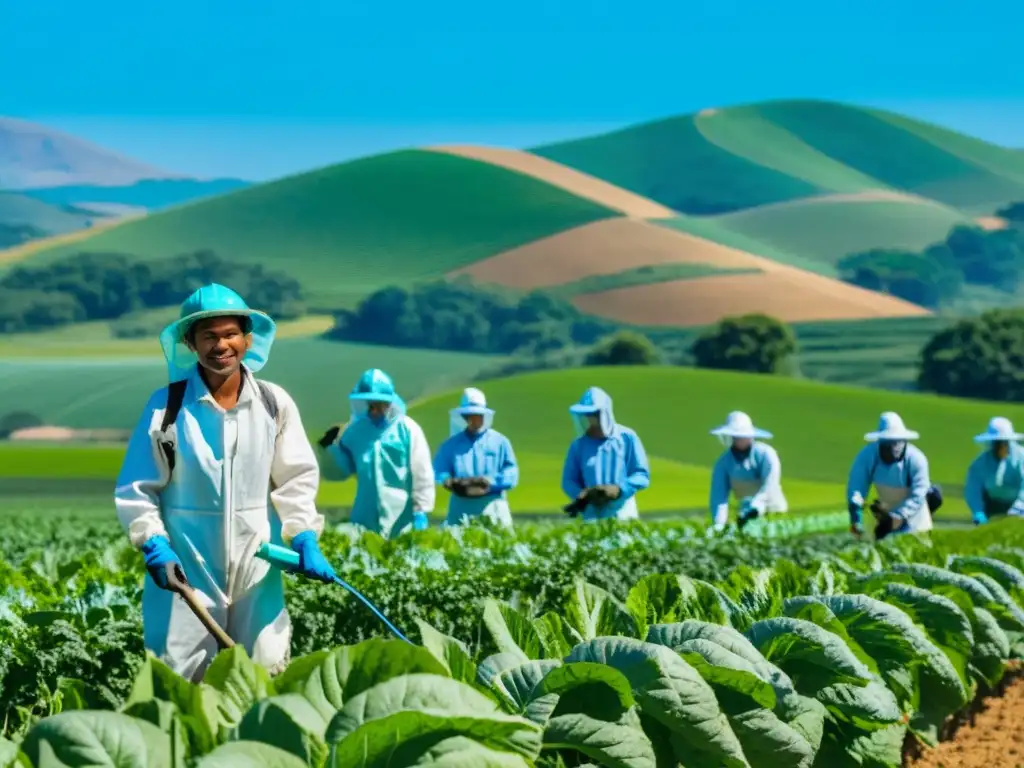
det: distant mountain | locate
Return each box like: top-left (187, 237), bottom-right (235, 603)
top-left (20, 178), bottom-right (251, 212)
top-left (0, 116), bottom-right (182, 188)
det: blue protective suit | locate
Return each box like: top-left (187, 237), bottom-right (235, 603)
top-left (847, 443), bottom-right (933, 533)
top-left (433, 428), bottom-right (518, 527)
top-left (710, 442), bottom-right (788, 527)
top-left (561, 387), bottom-right (650, 521)
top-left (964, 442), bottom-right (1024, 521)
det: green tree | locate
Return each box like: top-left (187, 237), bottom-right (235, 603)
top-left (837, 248), bottom-right (962, 307)
top-left (918, 309), bottom-right (1024, 401)
top-left (585, 331), bottom-right (660, 366)
top-left (691, 313), bottom-right (797, 374)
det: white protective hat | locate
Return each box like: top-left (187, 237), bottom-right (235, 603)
top-left (864, 411), bottom-right (919, 442)
top-left (974, 416), bottom-right (1024, 443)
top-left (710, 411), bottom-right (773, 441)
top-left (449, 387), bottom-right (495, 436)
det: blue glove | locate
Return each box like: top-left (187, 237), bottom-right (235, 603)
top-left (972, 510), bottom-right (988, 526)
top-left (848, 503), bottom-right (863, 526)
top-left (413, 511), bottom-right (429, 531)
top-left (290, 531), bottom-right (337, 583)
top-left (142, 536), bottom-right (186, 591)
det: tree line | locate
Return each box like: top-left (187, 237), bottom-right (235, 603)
top-left (838, 201), bottom-right (1024, 308)
top-left (0, 250), bottom-right (305, 333)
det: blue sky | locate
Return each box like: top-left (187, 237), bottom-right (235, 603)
top-left (3, 0), bottom-right (1024, 180)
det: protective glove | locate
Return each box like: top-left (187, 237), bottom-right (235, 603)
top-left (871, 499), bottom-right (895, 540)
top-left (290, 531), bottom-right (337, 583)
top-left (317, 425), bottom-right (341, 448)
top-left (563, 492), bottom-right (589, 518)
top-left (448, 478), bottom-right (470, 497)
top-left (849, 522), bottom-right (864, 539)
top-left (412, 511), bottom-right (429, 531)
top-left (461, 477), bottom-right (491, 498)
top-left (142, 536), bottom-right (187, 591)
top-left (586, 485), bottom-right (621, 506)
top-left (972, 510), bottom-right (988, 526)
top-left (737, 497), bottom-right (762, 530)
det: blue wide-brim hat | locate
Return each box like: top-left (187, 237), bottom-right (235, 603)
top-left (158, 283), bottom-right (276, 381)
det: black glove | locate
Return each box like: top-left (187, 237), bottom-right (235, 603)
top-left (318, 425), bottom-right (341, 448)
top-left (584, 485), bottom-right (620, 507)
top-left (461, 477), bottom-right (491, 498)
top-left (448, 478), bottom-right (470, 497)
top-left (871, 499), bottom-right (894, 540)
top-left (563, 494), bottom-right (589, 518)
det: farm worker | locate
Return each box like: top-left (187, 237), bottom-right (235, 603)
top-left (316, 368), bottom-right (435, 538)
top-left (433, 387), bottom-right (519, 528)
top-left (708, 411), bottom-right (787, 530)
top-left (964, 417), bottom-right (1024, 525)
top-left (846, 411), bottom-right (942, 539)
top-left (114, 284), bottom-right (331, 682)
top-left (561, 386), bottom-right (650, 521)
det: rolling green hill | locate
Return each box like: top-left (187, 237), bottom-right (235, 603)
top-left (0, 339), bottom-right (506, 431)
top-left (533, 100), bottom-right (1024, 215)
top-left (6, 149), bottom-right (619, 308)
top-left (0, 191), bottom-right (97, 234)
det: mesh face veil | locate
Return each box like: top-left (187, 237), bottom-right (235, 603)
top-left (449, 409), bottom-right (494, 437)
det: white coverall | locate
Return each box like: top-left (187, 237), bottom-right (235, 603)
top-left (115, 366), bottom-right (322, 681)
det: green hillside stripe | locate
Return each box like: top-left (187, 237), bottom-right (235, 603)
top-left (694, 106), bottom-right (882, 193)
top-left (546, 262), bottom-right (761, 299)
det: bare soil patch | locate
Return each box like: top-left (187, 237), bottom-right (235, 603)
top-left (908, 673), bottom-right (1024, 768)
top-left (975, 216), bottom-right (1009, 231)
top-left (426, 145), bottom-right (676, 219)
top-left (571, 269), bottom-right (930, 326)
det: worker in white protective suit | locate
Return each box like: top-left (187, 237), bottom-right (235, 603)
top-left (114, 284), bottom-right (331, 682)
top-left (708, 411), bottom-right (788, 531)
top-left (847, 411), bottom-right (942, 539)
top-left (316, 368), bottom-right (435, 538)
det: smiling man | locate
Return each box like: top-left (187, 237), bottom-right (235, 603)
top-left (114, 283), bottom-right (334, 682)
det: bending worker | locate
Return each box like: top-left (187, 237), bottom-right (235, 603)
top-left (709, 411), bottom-right (787, 530)
top-left (433, 387), bottom-right (519, 528)
top-left (317, 368), bottom-right (435, 538)
top-left (847, 411), bottom-right (941, 538)
top-left (965, 417), bottom-right (1024, 525)
top-left (561, 386), bottom-right (650, 521)
top-left (114, 284), bottom-right (333, 682)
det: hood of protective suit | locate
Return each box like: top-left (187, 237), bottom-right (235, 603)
top-left (449, 387), bottom-right (494, 437)
top-left (569, 386), bottom-right (618, 438)
top-left (349, 368), bottom-right (404, 427)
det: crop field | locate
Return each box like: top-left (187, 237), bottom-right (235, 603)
top-left (2, 492), bottom-right (1024, 766)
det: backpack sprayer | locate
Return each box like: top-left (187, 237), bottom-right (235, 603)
top-left (254, 542), bottom-right (411, 644)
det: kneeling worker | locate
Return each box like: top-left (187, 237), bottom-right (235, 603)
top-left (847, 411), bottom-right (941, 539)
top-left (709, 411), bottom-right (787, 530)
top-left (433, 387), bottom-right (519, 528)
top-left (317, 368), bottom-right (435, 538)
top-left (115, 284), bottom-right (332, 682)
top-left (965, 417), bottom-right (1024, 525)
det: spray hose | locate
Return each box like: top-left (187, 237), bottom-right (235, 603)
top-left (255, 542), bottom-right (412, 644)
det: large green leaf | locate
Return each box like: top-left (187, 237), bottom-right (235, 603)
top-left (236, 694), bottom-right (328, 765)
top-left (646, 620), bottom-right (793, 695)
top-left (537, 663), bottom-right (656, 768)
top-left (193, 741), bottom-right (308, 767)
top-left (477, 653), bottom-right (533, 691)
top-left (565, 637), bottom-right (747, 767)
top-left (971, 607), bottom-right (1010, 687)
top-left (274, 639), bottom-right (448, 721)
top-left (201, 646), bottom-right (274, 736)
top-left (0, 738), bottom-right (20, 767)
top-left (121, 655), bottom-right (219, 755)
top-left (482, 600), bottom-right (542, 661)
top-left (781, 600), bottom-right (879, 677)
top-left (745, 617), bottom-right (873, 692)
top-left (491, 660), bottom-right (563, 722)
top-left (948, 555), bottom-right (1024, 591)
top-left (625, 574), bottom-right (739, 638)
top-left (325, 674), bottom-right (543, 767)
top-left (563, 581), bottom-right (638, 641)
top-left (532, 612), bottom-right (579, 659)
top-left (415, 619), bottom-right (478, 685)
top-left (19, 711), bottom-right (172, 767)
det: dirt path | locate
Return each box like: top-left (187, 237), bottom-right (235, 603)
top-left (909, 674), bottom-right (1024, 768)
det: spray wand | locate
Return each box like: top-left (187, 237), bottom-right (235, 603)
top-left (255, 542), bottom-right (411, 644)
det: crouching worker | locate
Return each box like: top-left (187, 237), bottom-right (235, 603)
top-left (114, 284), bottom-right (333, 682)
top-left (708, 411), bottom-right (787, 531)
top-left (433, 388), bottom-right (518, 528)
top-left (316, 368), bottom-right (435, 538)
top-left (847, 412), bottom-right (942, 540)
top-left (965, 417), bottom-right (1024, 525)
top-left (562, 387), bottom-right (650, 521)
